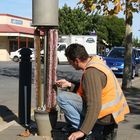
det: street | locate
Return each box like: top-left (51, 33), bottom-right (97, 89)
top-left (0, 61), bottom-right (81, 118)
top-left (0, 61), bottom-right (140, 119)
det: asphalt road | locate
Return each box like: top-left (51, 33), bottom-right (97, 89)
top-left (0, 61), bottom-right (81, 118)
top-left (0, 61), bottom-right (80, 80)
top-left (0, 61), bottom-right (139, 119)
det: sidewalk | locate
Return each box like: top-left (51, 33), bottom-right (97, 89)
top-left (0, 80), bottom-right (140, 140)
top-left (0, 114), bottom-right (140, 140)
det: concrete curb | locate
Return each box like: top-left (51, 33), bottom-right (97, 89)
top-left (0, 120), bottom-right (16, 132)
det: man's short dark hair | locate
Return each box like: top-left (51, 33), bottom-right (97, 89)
top-left (65, 43), bottom-right (89, 61)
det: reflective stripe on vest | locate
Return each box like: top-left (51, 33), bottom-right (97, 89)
top-left (113, 102), bottom-right (128, 118)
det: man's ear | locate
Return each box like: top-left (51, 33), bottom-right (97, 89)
top-left (75, 58), bottom-right (80, 63)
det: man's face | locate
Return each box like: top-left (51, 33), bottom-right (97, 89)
top-left (67, 58), bottom-right (81, 70)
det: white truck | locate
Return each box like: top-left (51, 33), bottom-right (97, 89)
top-left (57, 35), bottom-right (97, 63)
top-left (41, 35), bottom-right (97, 64)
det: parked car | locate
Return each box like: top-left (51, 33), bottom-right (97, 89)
top-left (40, 43), bottom-right (68, 64)
top-left (10, 48), bottom-right (35, 62)
top-left (104, 47), bottom-right (140, 78)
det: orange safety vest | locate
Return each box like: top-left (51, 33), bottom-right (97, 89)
top-left (77, 56), bottom-right (130, 124)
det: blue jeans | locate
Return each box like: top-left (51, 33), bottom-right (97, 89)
top-left (57, 91), bottom-right (85, 129)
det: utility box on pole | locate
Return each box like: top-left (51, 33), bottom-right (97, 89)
top-left (32, 0), bottom-right (58, 27)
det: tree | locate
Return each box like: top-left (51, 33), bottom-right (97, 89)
top-left (59, 5), bottom-right (125, 47)
top-left (79, 0), bottom-right (140, 90)
top-left (95, 15), bottom-right (125, 47)
top-left (59, 5), bottom-right (91, 35)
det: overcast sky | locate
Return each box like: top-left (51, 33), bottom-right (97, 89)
top-left (0, 0), bottom-right (139, 39)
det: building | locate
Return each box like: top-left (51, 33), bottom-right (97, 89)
top-left (0, 14), bottom-right (34, 61)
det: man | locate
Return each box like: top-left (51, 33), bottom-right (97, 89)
top-left (56, 43), bottom-right (130, 140)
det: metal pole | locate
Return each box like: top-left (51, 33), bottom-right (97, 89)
top-left (43, 28), bottom-right (49, 106)
top-left (34, 29), bottom-right (42, 108)
top-left (18, 48), bottom-right (32, 125)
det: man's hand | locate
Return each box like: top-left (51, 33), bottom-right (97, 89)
top-left (68, 131), bottom-right (85, 140)
top-left (56, 79), bottom-right (71, 88)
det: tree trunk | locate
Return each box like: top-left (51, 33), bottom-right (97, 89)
top-left (122, 0), bottom-right (133, 90)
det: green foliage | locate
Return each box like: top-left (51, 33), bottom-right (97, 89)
top-left (59, 5), bottom-right (125, 47)
top-left (59, 5), bottom-right (89, 35)
top-left (103, 16), bottom-right (125, 46)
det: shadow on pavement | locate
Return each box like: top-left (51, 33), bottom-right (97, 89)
top-left (0, 105), bottom-right (18, 122)
top-left (124, 87), bottom-right (140, 115)
top-left (134, 124), bottom-right (140, 130)
top-left (0, 105), bottom-right (38, 135)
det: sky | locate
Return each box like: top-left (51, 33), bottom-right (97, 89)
top-left (0, 0), bottom-right (139, 39)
